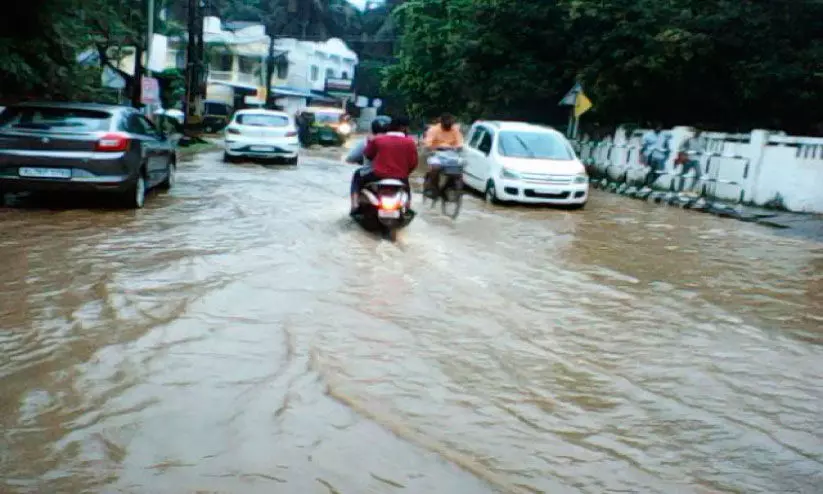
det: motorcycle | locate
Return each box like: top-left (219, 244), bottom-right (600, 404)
top-left (352, 179), bottom-right (415, 242)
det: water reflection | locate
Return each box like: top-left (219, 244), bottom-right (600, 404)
top-left (1, 151), bottom-right (821, 493)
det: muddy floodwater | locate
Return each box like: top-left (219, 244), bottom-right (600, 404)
top-left (1, 150), bottom-right (822, 494)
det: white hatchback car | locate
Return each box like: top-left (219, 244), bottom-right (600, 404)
top-left (462, 121), bottom-right (589, 208)
top-left (223, 109), bottom-right (299, 164)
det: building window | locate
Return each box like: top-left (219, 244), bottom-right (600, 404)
top-left (238, 56), bottom-right (257, 75)
top-left (276, 60), bottom-right (289, 79)
top-left (341, 71), bottom-right (349, 79)
top-left (310, 65), bottom-right (319, 81)
top-left (210, 52), bottom-right (232, 72)
top-left (325, 68), bottom-right (335, 80)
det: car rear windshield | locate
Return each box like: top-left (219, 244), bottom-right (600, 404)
top-left (498, 131), bottom-right (574, 160)
top-left (0, 107), bottom-right (112, 132)
top-left (236, 114), bottom-right (289, 127)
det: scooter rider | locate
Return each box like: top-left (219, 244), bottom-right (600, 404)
top-left (347, 116), bottom-right (391, 212)
top-left (349, 116), bottom-right (418, 215)
top-left (423, 113), bottom-right (464, 195)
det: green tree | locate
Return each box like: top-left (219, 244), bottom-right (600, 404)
top-left (387, 0), bottom-right (823, 133)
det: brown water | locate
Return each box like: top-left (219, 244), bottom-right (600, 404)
top-left (1, 151), bottom-right (822, 494)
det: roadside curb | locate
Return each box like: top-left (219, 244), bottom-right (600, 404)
top-left (590, 177), bottom-right (822, 239)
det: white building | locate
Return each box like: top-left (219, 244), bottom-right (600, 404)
top-left (165, 16), bottom-right (358, 114)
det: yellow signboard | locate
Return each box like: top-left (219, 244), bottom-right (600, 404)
top-left (574, 91), bottom-right (593, 118)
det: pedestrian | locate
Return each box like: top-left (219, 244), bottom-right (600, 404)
top-left (640, 123), bottom-right (660, 167)
top-left (675, 127), bottom-right (706, 194)
top-left (644, 127), bottom-right (671, 189)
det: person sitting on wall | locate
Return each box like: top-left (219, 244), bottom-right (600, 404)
top-left (644, 128), bottom-right (672, 189)
top-left (675, 127), bottom-right (706, 195)
top-left (640, 123), bottom-right (661, 167)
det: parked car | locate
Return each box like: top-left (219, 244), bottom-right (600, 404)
top-left (462, 121), bottom-right (589, 208)
top-left (297, 107), bottom-right (352, 147)
top-left (223, 108), bottom-right (299, 164)
top-left (0, 102), bottom-right (177, 209)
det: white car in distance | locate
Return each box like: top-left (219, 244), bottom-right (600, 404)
top-left (462, 121), bottom-right (589, 208)
top-left (223, 109), bottom-right (299, 164)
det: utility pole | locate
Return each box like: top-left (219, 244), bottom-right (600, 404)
top-left (147, 0), bottom-right (154, 77)
top-left (184, 0), bottom-right (205, 126)
top-left (131, 45), bottom-right (144, 108)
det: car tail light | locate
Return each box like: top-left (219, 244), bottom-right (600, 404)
top-left (95, 132), bottom-right (130, 152)
top-left (285, 131), bottom-right (297, 137)
top-left (226, 127), bottom-right (241, 135)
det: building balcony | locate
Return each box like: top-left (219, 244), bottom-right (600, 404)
top-left (209, 70), bottom-right (233, 81)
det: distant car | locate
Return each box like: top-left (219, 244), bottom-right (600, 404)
top-left (462, 121), bottom-right (589, 208)
top-left (223, 109), bottom-right (299, 164)
top-left (154, 108), bottom-right (185, 125)
top-left (297, 106), bottom-right (352, 147)
top-left (0, 102), bottom-right (177, 209)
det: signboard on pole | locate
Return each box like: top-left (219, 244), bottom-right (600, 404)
top-left (559, 82), bottom-right (582, 106)
top-left (574, 91), bottom-right (593, 118)
top-left (325, 77), bottom-right (354, 100)
top-left (140, 76), bottom-right (160, 105)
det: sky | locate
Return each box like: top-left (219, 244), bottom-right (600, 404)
top-left (348, 0), bottom-right (368, 10)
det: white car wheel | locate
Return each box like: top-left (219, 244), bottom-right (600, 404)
top-left (485, 181), bottom-right (499, 205)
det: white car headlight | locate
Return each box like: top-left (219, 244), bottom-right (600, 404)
top-left (338, 123), bottom-right (352, 135)
top-left (501, 167), bottom-right (520, 179)
top-left (574, 173), bottom-right (589, 184)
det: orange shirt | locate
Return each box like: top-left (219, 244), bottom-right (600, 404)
top-left (424, 123), bottom-right (464, 149)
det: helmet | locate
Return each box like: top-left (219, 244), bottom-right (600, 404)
top-left (371, 115), bottom-right (391, 135)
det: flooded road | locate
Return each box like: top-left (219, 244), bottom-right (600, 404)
top-left (2, 150), bottom-right (822, 493)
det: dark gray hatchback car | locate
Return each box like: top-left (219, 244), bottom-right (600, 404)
top-left (0, 102), bottom-right (177, 208)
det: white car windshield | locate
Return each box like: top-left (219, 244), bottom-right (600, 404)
top-left (236, 114), bottom-right (289, 127)
top-left (498, 131), bottom-right (573, 160)
top-left (312, 112), bottom-right (342, 124)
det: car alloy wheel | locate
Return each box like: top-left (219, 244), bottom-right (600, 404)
top-left (159, 162), bottom-right (175, 190)
top-left (134, 175), bottom-right (146, 208)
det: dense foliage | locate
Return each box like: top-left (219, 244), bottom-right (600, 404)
top-left (0, 0), bottom-right (397, 104)
top-left (386, 0), bottom-right (823, 133)
top-left (3, 0), bottom-right (819, 133)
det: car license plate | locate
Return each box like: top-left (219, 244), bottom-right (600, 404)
top-left (250, 146), bottom-right (273, 152)
top-left (378, 209), bottom-right (401, 219)
top-left (19, 167), bottom-right (71, 179)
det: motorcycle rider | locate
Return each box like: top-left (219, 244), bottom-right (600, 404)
top-left (347, 116), bottom-right (391, 212)
top-left (423, 113), bottom-right (464, 195)
top-left (349, 116), bottom-right (418, 215)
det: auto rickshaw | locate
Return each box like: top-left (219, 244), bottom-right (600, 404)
top-left (297, 107), bottom-right (353, 147)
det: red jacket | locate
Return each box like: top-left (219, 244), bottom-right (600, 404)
top-left (364, 132), bottom-right (418, 179)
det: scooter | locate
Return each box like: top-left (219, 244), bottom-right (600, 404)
top-left (352, 179), bottom-right (415, 242)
